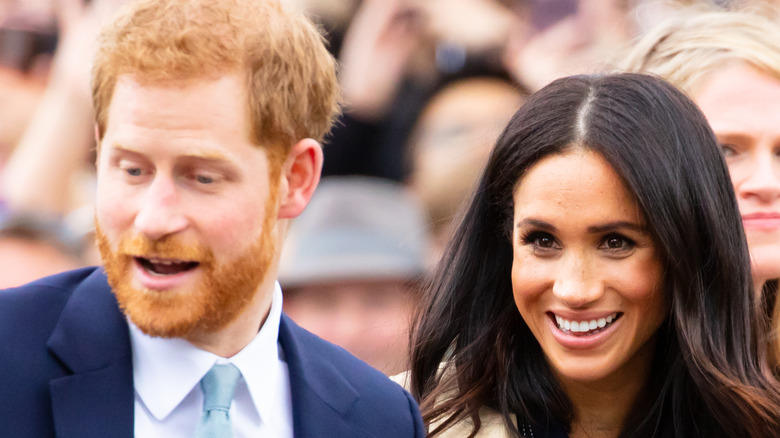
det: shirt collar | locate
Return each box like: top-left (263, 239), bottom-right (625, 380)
top-left (129, 282), bottom-right (286, 422)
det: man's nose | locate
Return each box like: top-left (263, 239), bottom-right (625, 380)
top-left (551, 253), bottom-right (604, 308)
top-left (133, 176), bottom-right (189, 241)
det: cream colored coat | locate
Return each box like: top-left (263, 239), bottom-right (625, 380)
top-left (391, 371), bottom-right (515, 437)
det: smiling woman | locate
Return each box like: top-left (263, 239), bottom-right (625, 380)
top-left (408, 73), bottom-right (780, 437)
top-left (511, 149), bottom-right (667, 394)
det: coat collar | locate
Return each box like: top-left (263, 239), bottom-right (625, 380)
top-left (47, 268), bottom-right (134, 438)
top-left (279, 314), bottom-right (367, 437)
top-left (44, 269), bottom-right (371, 438)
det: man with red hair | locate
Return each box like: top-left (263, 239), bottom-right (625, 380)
top-left (0, 1), bottom-right (424, 436)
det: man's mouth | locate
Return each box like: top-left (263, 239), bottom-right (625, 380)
top-left (136, 257), bottom-right (199, 276)
top-left (551, 312), bottom-right (622, 336)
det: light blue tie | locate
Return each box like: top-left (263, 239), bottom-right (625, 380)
top-left (194, 364), bottom-right (241, 438)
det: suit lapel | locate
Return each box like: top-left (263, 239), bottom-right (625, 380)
top-left (279, 315), bottom-right (369, 438)
top-left (47, 268), bottom-right (134, 438)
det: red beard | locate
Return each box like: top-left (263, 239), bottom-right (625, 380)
top-left (96, 212), bottom-right (277, 339)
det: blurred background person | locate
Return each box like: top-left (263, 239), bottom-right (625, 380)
top-left (325, 0), bottom-right (528, 265)
top-left (0, 0), bottom-right (99, 280)
top-left (324, 0), bottom-right (519, 183)
top-left (279, 176), bottom-right (431, 375)
top-left (503, 0), bottom-right (637, 92)
top-left (622, 3), bottom-right (780, 372)
top-left (0, 0), bottom-right (57, 212)
top-left (1, 0), bottom-right (127, 274)
top-left (1, 0), bottom-right (126, 218)
top-left (281, 0), bottom-right (361, 59)
top-left (0, 212), bottom-right (83, 288)
top-left (406, 74), bottom-right (524, 258)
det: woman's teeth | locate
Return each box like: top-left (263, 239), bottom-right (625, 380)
top-left (555, 313), bottom-right (619, 334)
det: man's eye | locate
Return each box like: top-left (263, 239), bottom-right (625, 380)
top-left (196, 175), bottom-right (214, 184)
top-left (124, 167), bottom-right (142, 177)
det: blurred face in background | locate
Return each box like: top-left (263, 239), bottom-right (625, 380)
top-left (410, 77), bottom-right (523, 252)
top-left (693, 62), bottom-right (780, 287)
top-left (283, 279), bottom-right (419, 375)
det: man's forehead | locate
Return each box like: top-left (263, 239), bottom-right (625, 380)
top-left (103, 73), bottom-right (251, 139)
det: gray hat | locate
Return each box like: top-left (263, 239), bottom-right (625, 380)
top-left (278, 176), bottom-right (431, 287)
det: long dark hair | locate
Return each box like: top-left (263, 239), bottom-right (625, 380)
top-left (409, 73), bottom-right (780, 437)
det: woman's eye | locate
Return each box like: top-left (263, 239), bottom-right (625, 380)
top-left (536, 235), bottom-right (556, 248)
top-left (521, 231), bottom-right (560, 254)
top-left (599, 234), bottom-right (636, 254)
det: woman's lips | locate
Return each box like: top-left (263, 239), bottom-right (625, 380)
top-left (547, 312), bottom-right (623, 350)
top-left (742, 212), bottom-right (780, 230)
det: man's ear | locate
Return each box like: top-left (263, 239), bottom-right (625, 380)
top-left (277, 138), bottom-right (323, 219)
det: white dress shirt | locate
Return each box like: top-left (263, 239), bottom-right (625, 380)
top-left (129, 283), bottom-right (294, 438)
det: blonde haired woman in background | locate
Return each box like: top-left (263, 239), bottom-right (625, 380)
top-left (623, 5), bottom-right (780, 372)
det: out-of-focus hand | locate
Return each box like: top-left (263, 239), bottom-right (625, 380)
top-left (503, 0), bottom-right (634, 91)
top-left (50, 0), bottom-right (126, 100)
top-left (0, 70), bottom-right (45, 159)
top-left (338, 0), bottom-right (428, 121)
top-left (0, 0), bottom-right (127, 214)
top-left (418, 0), bottom-right (514, 52)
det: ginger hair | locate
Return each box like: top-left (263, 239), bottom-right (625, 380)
top-left (92, 0), bottom-right (340, 154)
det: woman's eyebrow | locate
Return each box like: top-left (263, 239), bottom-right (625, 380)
top-left (516, 218), bottom-right (557, 232)
top-left (587, 221), bottom-right (646, 234)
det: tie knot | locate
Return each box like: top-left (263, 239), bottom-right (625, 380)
top-left (200, 364), bottom-right (241, 412)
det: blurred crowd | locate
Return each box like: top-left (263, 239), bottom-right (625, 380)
top-left (1, 0), bottom-right (778, 374)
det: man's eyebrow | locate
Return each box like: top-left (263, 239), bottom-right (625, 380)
top-left (109, 145), bottom-right (141, 156)
top-left (110, 145), bottom-right (230, 162)
top-left (586, 221), bottom-right (646, 234)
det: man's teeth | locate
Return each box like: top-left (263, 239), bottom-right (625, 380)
top-left (140, 257), bottom-right (198, 275)
top-left (148, 258), bottom-right (178, 266)
top-left (555, 313), bottom-right (618, 333)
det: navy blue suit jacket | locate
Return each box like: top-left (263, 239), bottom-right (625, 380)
top-left (0, 267), bottom-right (425, 437)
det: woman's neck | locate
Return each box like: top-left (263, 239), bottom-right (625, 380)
top-left (557, 338), bottom-right (656, 438)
